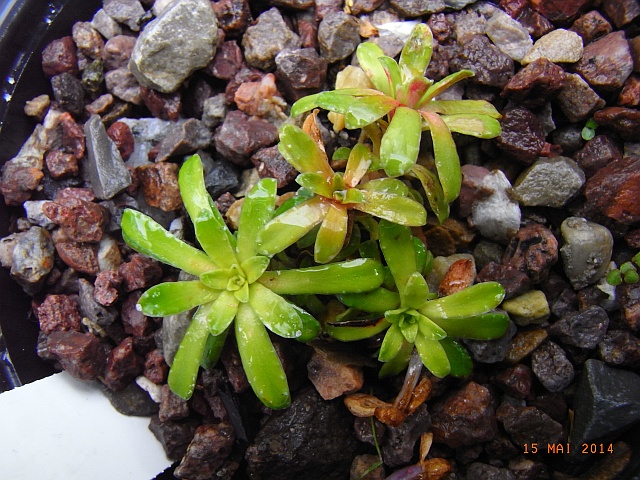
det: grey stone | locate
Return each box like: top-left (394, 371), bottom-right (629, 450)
top-left (104, 67), bottom-right (143, 105)
top-left (91, 8), bottom-right (123, 39)
top-left (485, 10), bottom-right (532, 62)
top-left (23, 200), bottom-right (55, 228)
top-left (513, 157), bottom-right (585, 208)
top-left (78, 278), bottom-right (118, 328)
top-left (549, 306), bottom-right (609, 350)
top-left (557, 73), bottom-right (605, 123)
top-left (152, 118), bottom-right (212, 162)
top-left (560, 217), bottom-right (613, 290)
top-left (470, 170), bottom-right (521, 244)
top-left (201, 94), bottom-right (228, 129)
top-left (10, 226), bottom-right (54, 295)
top-left (450, 34), bottom-right (514, 88)
top-left (242, 8), bottom-right (301, 71)
top-left (382, 405), bottom-right (430, 467)
top-left (522, 29), bottom-right (584, 65)
top-left (445, 0), bottom-right (477, 9)
top-left (389, 0), bottom-right (445, 17)
top-left (84, 114), bottom-right (132, 200)
top-left (464, 320), bottom-right (517, 363)
top-left (570, 359), bottom-right (640, 446)
top-left (318, 11), bottom-right (361, 63)
top-left (119, 117), bottom-right (175, 167)
top-left (103, 0), bottom-right (145, 32)
top-left (129, 0), bottom-right (219, 93)
top-left (100, 381), bottom-right (159, 416)
top-left (531, 341), bottom-right (575, 393)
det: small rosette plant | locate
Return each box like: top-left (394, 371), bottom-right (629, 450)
top-left (121, 154), bottom-right (385, 409)
top-left (291, 23), bottom-right (501, 220)
top-left (327, 219), bottom-right (509, 378)
top-left (258, 117), bottom-right (426, 264)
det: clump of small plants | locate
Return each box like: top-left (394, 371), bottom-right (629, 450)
top-left (121, 23), bottom-right (508, 411)
top-left (606, 252), bottom-right (640, 286)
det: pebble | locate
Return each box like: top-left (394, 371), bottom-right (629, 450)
top-left (41, 36), bottom-right (78, 78)
top-left (485, 10), bottom-right (532, 62)
top-left (466, 462), bottom-right (515, 480)
top-left (381, 405), bottom-right (431, 467)
top-left (516, 7), bottom-right (554, 39)
top-left (162, 308), bottom-right (192, 366)
top-left (531, 341), bottom-right (575, 393)
top-left (103, 336), bottom-right (145, 391)
top-left (549, 305), bottom-right (609, 349)
top-left (598, 330), bottom-right (640, 368)
top-left (470, 170), bottom-right (521, 245)
top-left (143, 349), bottom-right (168, 385)
top-left (46, 330), bottom-right (107, 380)
top-left (91, 8), bottom-right (123, 39)
top-left (174, 423), bottom-right (236, 479)
top-left (78, 277), bottom-right (118, 329)
top-left (494, 107), bottom-right (546, 164)
top-left (84, 114), bottom-right (132, 199)
top-left (150, 118), bottom-right (212, 162)
top-left (502, 290), bottom-right (549, 326)
top-left (54, 239), bottom-right (100, 274)
top-left (234, 73), bottom-right (286, 119)
top-left (476, 262), bottom-right (530, 299)
top-left (10, 226), bottom-right (55, 294)
top-left (556, 73), bottom-right (606, 123)
top-left (213, 110), bottom-right (278, 167)
top-left (51, 72), bottom-right (85, 116)
top-left (618, 282), bottom-right (640, 331)
top-left (513, 157), bottom-right (585, 208)
top-left (493, 363), bottom-right (533, 399)
top-left (130, 0), bottom-right (219, 93)
top-left (619, 73), bottom-right (640, 107)
top-left (275, 48), bottom-right (328, 102)
top-left (318, 11), bottom-right (361, 63)
top-left (101, 381), bottom-right (159, 416)
top-left (570, 10), bottom-right (612, 44)
top-left (103, 0), bottom-right (145, 32)
top-left (251, 145), bottom-right (296, 189)
top-left (118, 253), bottom-right (163, 292)
top-left (23, 200), bottom-right (55, 228)
top-left (94, 269), bottom-right (122, 306)
top-left (425, 253), bottom-right (475, 292)
top-left (242, 7), bottom-right (301, 71)
top-left (560, 217), bottom-right (613, 290)
top-left (570, 359), bottom-right (640, 446)
top-left (148, 414), bottom-right (198, 461)
top-left (574, 31), bottom-right (633, 91)
top-left (574, 135), bottom-right (622, 178)
top-left (529, 0), bottom-right (590, 23)
top-left (506, 328), bottom-right (548, 364)
top-left (431, 381), bottom-right (498, 448)
top-left (201, 94), bottom-right (227, 130)
top-left (500, 58), bottom-right (566, 109)
top-left (37, 294), bottom-right (82, 335)
top-left (463, 320), bottom-right (517, 363)
top-left (503, 223), bottom-right (558, 284)
top-left (389, 0), bottom-right (445, 17)
top-left (207, 41), bottom-right (242, 81)
top-left (211, 0), bottom-right (253, 38)
top-left (496, 402), bottom-right (564, 447)
top-left (521, 28), bottom-right (583, 65)
top-left (602, 0), bottom-right (640, 28)
top-left (450, 34), bottom-right (514, 88)
top-left (140, 87), bottom-right (181, 121)
top-left (43, 196), bottom-right (108, 243)
top-left (593, 107), bottom-right (640, 141)
top-left (306, 344), bottom-right (364, 400)
top-left (97, 235), bottom-right (122, 271)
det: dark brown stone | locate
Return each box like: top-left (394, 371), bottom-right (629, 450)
top-left (118, 253), bottom-right (163, 292)
top-left (159, 384), bottom-right (190, 422)
top-left (494, 107), bottom-right (546, 164)
top-left (602, 0), bottom-right (640, 28)
top-left (251, 146), bottom-right (297, 188)
top-left (574, 135), bottom-right (622, 178)
top-left (59, 112), bottom-right (86, 159)
top-left (144, 348), bottom-right (169, 384)
top-left (211, 0), bottom-right (252, 38)
top-left (496, 402), bottom-right (564, 446)
top-left (206, 40), bottom-right (243, 80)
top-left (501, 58), bottom-right (566, 109)
top-left (500, 0), bottom-right (528, 18)
top-left (593, 107), bottom-right (640, 141)
top-left (102, 336), bottom-right (145, 391)
top-left (43, 197), bottom-right (108, 243)
top-left (42, 36), bottom-right (78, 77)
top-left (214, 110), bottom-right (278, 167)
top-left (94, 270), bottom-right (122, 306)
top-left (106, 121), bottom-right (135, 161)
top-left (54, 241), bottom-right (100, 275)
top-left (45, 150), bottom-right (79, 178)
top-left (598, 330), bottom-right (640, 368)
top-left (102, 35), bottom-right (136, 71)
top-left (0, 163), bottom-right (43, 205)
top-left (619, 74), bottom-right (640, 107)
top-left (503, 223), bottom-right (559, 283)
top-left (530, 0), bottom-right (590, 24)
top-left (150, 118), bottom-right (212, 163)
top-left (493, 364), bottom-right (533, 399)
top-left (141, 87), bottom-right (182, 121)
top-left (477, 262), bottom-right (531, 299)
top-left (121, 291), bottom-right (154, 337)
top-left (574, 31), bottom-right (633, 91)
top-left (618, 282), bottom-right (640, 331)
top-left (450, 35), bottom-right (514, 88)
top-left (137, 162), bottom-right (183, 212)
top-left (175, 423), bottom-right (237, 480)
top-left (570, 10), bottom-right (612, 43)
top-left (47, 330), bottom-right (107, 380)
top-left (72, 21), bottom-right (104, 59)
top-left (517, 7), bottom-right (555, 38)
top-left (149, 415), bottom-right (198, 462)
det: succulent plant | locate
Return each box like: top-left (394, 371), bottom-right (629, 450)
top-left (121, 154), bottom-right (385, 409)
top-left (291, 23), bottom-right (502, 221)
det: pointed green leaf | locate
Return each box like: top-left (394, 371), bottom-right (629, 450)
top-left (379, 323), bottom-right (405, 362)
top-left (344, 143), bottom-right (374, 188)
top-left (168, 307), bottom-right (209, 400)
top-left (237, 178), bottom-right (277, 262)
top-left (416, 312), bottom-right (447, 340)
top-left (258, 197), bottom-right (330, 256)
top-left (278, 123), bottom-right (333, 178)
top-left (259, 258), bottom-right (384, 295)
top-left (415, 334), bottom-right (450, 378)
top-left (121, 209), bottom-right (217, 276)
top-left (423, 100), bottom-right (501, 118)
top-left (290, 93), bottom-right (321, 117)
top-left (399, 316), bottom-right (419, 344)
top-left (314, 203), bottom-right (349, 264)
top-left (233, 282), bottom-right (249, 303)
top-left (407, 164), bottom-right (450, 224)
top-left (138, 281), bottom-right (219, 317)
top-left (417, 70), bottom-right (474, 107)
top-left (359, 177), bottom-right (409, 195)
top-left (338, 287), bottom-right (401, 313)
top-left (291, 304), bottom-right (321, 342)
top-left (421, 111), bottom-right (460, 203)
top-left (356, 190), bottom-right (427, 226)
top-left (203, 290), bottom-right (239, 336)
top-left (402, 272), bottom-right (430, 310)
top-left (419, 282), bottom-right (506, 319)
top-left (378, 56), bottom-right (402, 98)
top-left (235, 303), bottom-right (290, 409)
top-left (439, 338), bottom-right (472, 377)
top-left (336, 187), bottom-right (366, 204)
top-left (344, 95), bottom-right (398, 130)
top-left (431, 312), bottom-right (510, 340)
top-left (356, 41), bottom-right (392, 96)
top-left (200, 269), bottom-right (231, 290)
top-left (178, 155), bottom-right (236, 268)
top-left (240, 255), bottom-right (270, 284)
top-left (379, 220), bottom-right (418, 292)
top-left (442, 114), bottom-right (502, 139)
top-left (380, 106), bottom-right (422, 177)
top-left (326, 317), bottom-right (391, 342)
top-left (200, 329), bottom-right (228, 369)
top-left (399, 23), bottom-right (433, 83)
top-left (397, 77), bottom-right (433, 109)
top-left (296, 172), bottom-right (334, 198)
top-left (249, 283), bottom-right (304, 338)
top-left (378, 342), bottom-right (413, 378)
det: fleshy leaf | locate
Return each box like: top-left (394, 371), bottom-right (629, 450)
top-left (326, 317), bottom-right (391, 342)
top-left (439, 338), bottom-right (473, 377)
top-left (416, 313), bottom-right (447, 340)
top-left (442, 114), bottom-right (502, 139)
top-left (397, 77), bottom-right (432, 109)
top-left (378, 56), bottom-right (402, 98)
top-left (419, 282), bottom-right (506, 319)
top-left (138, 281), bottom-right (219, 317)
top-left (278, 124), bottom-right (333, 178)
top-left (121, 209), bottom-right (217, 277)
top-left (248, 283), bottom-right (304, 339)
top-left (356, 42), bottom-right (392, 96)
top-left (399, 23), bottom-right (433, 83)
top-left (338, 287), bottom-right (401, 313)
top-left (259, 258), bottom-right (384, 295)
top-left (423, 100), bottom-right (501, 118)
top-left (417, 70), bottom-right (474, 107)
top-left (291, 304), bottom-right (321, 342)
top-left (379, 323), bottom-right (405, 362)
top-left (379, 220), bottom-right (418, 292)
top-left (314, 203), bottom-right (349, 264)
top-left (200, 329), bottom-right (228, 369)
top-left (415, 335), bottom-right (450, 378)
top-left (431, 312), bottom-right (510, 339)
top-left (378, 342), bottom-right (413, 378)
top-left (296, 172), bottom-right (334, 198)
top-left (236, 178), bottom-right (277, 262)
top-left (344, 95), bottom-right (398, 130)
top-left (235, 303), bottom-right (290, 409)
top-left (240, 255), bottom-right (270, 284)
top-left (200, 269), bottom-right (232, 290)
top-left (258, 196), bottom-right (330, 256)
top-left (407, 164), bottom-right (449, 224)
top-left (401, 272), bottom-right (430, 310)
top-left (356, 190), bottom-right (427, 226)
top-left (205, 290), bottom-right (239, 336)
top-left (168, 308), bottom-right (210, 400)
top-left (178, 155), bottom-right (236, 268)
top-left (421, 111), bottom-right (460, 203)
top-left (344, 143), bottom-right (374, 188)
top-left (380, 106), bottom-right (422, 177)
top-left (399, 315), bottom-right (419, 344)
top-left (359, 177), bottom-right (409, 196)
top-left (290, 93), bottom-right (321, 117)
